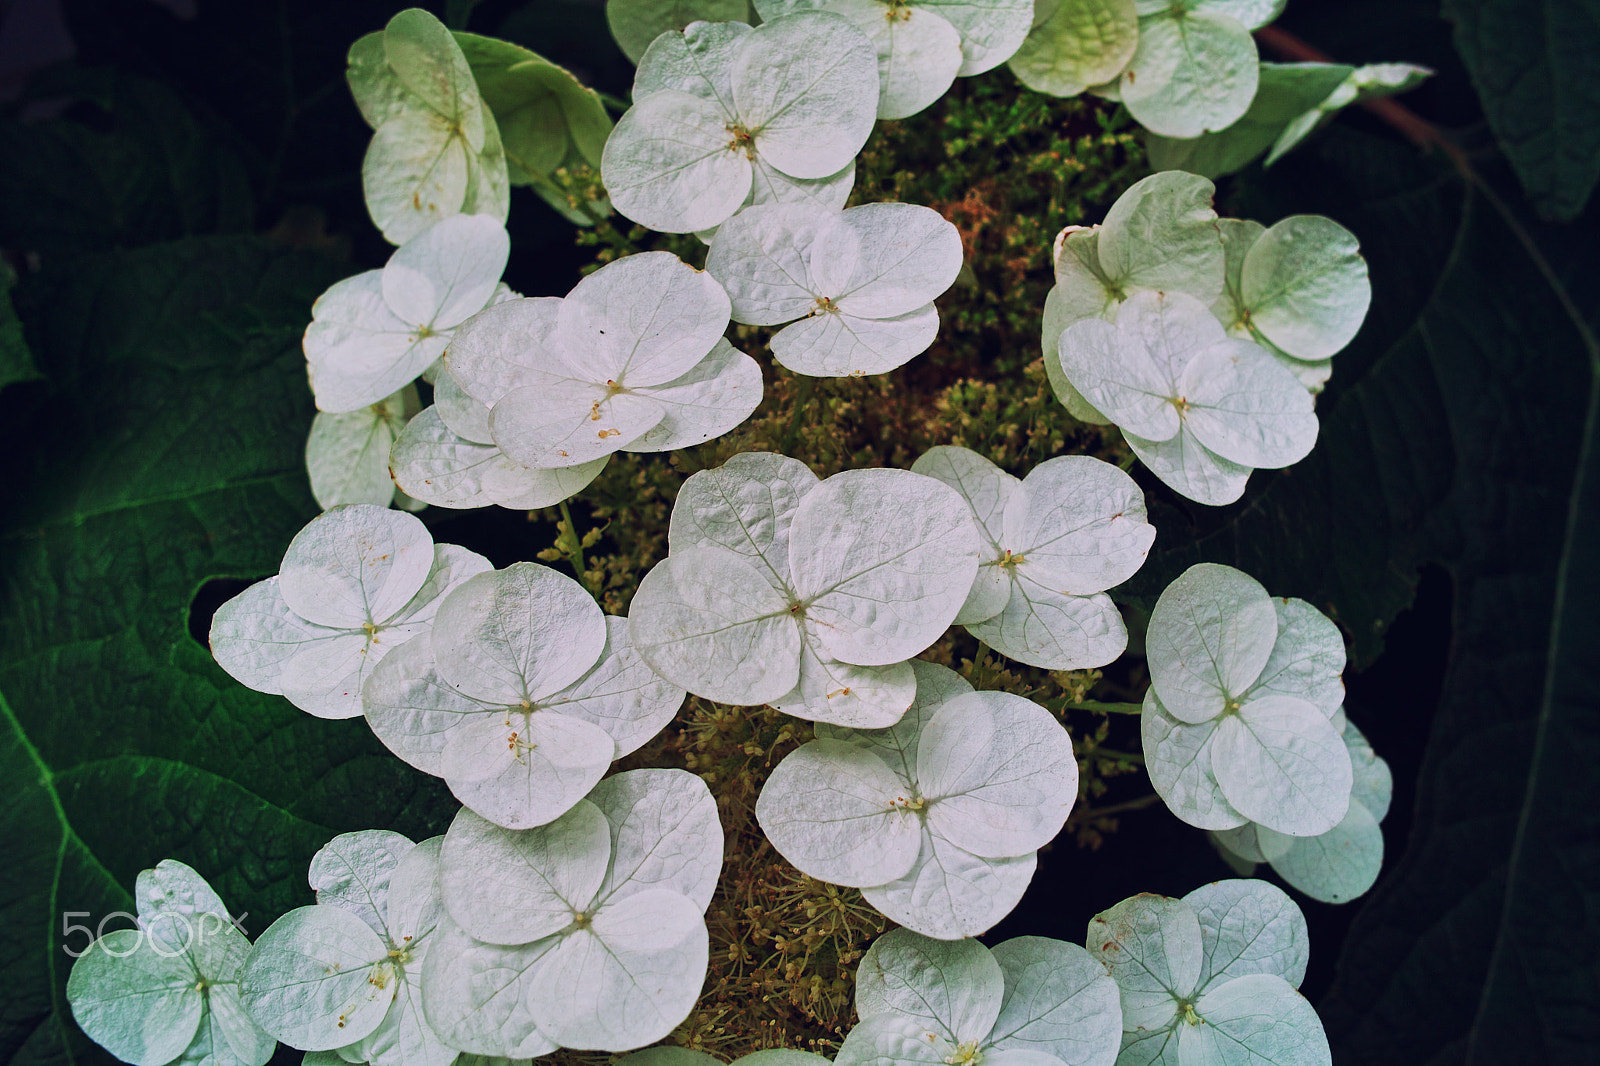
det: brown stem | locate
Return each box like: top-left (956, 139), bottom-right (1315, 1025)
top-left (1068, 793), bottom-right (1164, 826)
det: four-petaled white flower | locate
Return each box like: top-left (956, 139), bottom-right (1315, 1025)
top-left (423, 769), bottom-right (722, 1054)
top-left (305, 213), bottom-right (511, 414)
top-left (630, 451), bottom-right (980, 725)
top-left (836, 927), bottom-right (1123, 1066)
top-left (1141, 563), bottom-right (1352, 836)
top-left (443, 250), bottom-right (762, 470)
top-left (208, 505), bottom-right (490, 718)
top-left (913, 446), bottom-right (1155, 670)
top-left (1088, 879), bottom-right (1330, 1066)
top-left (238, 831), bottom-right (454, 1066)
top-left (364, 562), bottom-right (685, 829)
top-left (758, 661), bottom-right (1077, 938)
top-left (67, 860), bottom-right (275, 1066)
top-left (601, 11), bottom-right (879, 233)
top-left (706, 201), bottom-right (963, 377)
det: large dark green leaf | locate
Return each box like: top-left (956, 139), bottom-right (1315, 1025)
top-left (1442, 0), bottom-right (1600, 220)
top-left (0, 237), bottom-right (458, 1066)
top-left (0, 261), bottom-right (38, 393)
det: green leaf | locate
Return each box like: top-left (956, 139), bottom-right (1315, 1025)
top-left (0, 237), bottom-right (459, 1066)
top-left (0, 69), bottom-right (255, 263)
top-left (0, 260), bottom-right (40, 393)
top-left (1127, 120), bottom-right (1599, 1060)
top-left (1443, 0), bottom-right (1600, 220)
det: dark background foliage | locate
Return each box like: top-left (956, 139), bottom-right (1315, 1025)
top-left (0, 1), bottom-right (1593, 1064)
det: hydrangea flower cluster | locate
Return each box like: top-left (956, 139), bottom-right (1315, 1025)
top-left (836, 927), bottom-right (1123, 1066)
top-left (66, 861), bottom-right (273, 1066)
top-left (209, 505), bottom-right (490, 718)
top-left (1141, 563), bottom-right (1353, 837)
top-left (630, 452), bottom-right (980, 725)
top-left (758, 661), bottom-right (1077, 938)
top-left (1044, 171), bottom-right (1370, 503)
top-left (912, 446), bottom-right (1156, 670)
top-left (1088, 880), bottom-right (1330, 1066)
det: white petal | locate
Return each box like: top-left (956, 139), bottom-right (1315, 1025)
top-left (855, 927), bottom-right (1004, 1043)
top-left (631, 17), bottom-right (752, 108)
top-left (988, 937), bottom-right (1123, 1066)
top-left (135, 859), bottom-right (234, 954)
top-left (1241, 214), bottom-right (1370, 360)
top-left (432, 563), bottom-right (608, 705)
top-left (1008, 0), bottom-right (1140, 98)
top-left (362, 110), bottom-right (471, 245)
top-left (1181, 973), bottom-right (1330, 1066)
top-left (1146, 562), bottom-right (1277, 724)
top-left (1344, 718), bottom-right (1392, 821)
top-left (305, 272), bottom-right (437, 414)
top-left (544, 615), bottom-right (685, 759)
top-left (1268, 800), bottom-right (1384, 904)
top-left (755, 739), bottom-right (922, 887)
top-left (528, 890), bottom-right (709, 1051)
top-left (816, 659), bottom-right (973, 784)
top-left (911, 445), bottom-right (1017, 555)
top-left (417, 916), bottom-right (561, 1057)
top-left (861, 823), bottom-right (1035, 940)
top-left (1182, 878), bottom-right (1309, 993)
top-left (836, 202), bottom-right (964, 318)
top-left (490, 379), bottom-right (665, 469)
top-left (629, 546), bottom-right (803, 706)
top-left (667, 450), bottom-right (820, 582)
top-left (346, 962), bottom-right (456, 1066)
top-left (834, 1012), bottom-right (957, 1066)
top-left (441, 711), bottom-right (616, 830)
top-left (1084, 893), bottom-right (1200, 1029)
top-left (627, 338), bottom-right (764, 452)
top-left (278, 505), bottom-right (435, 628)
top-left (831, 0), bottom-right (963, 120)
top-left (483, 452), bottom-right (609, 510)
top-left (382, 8), bottom-right (485, 145)
top-left (919, 691), bottom-right (1078, 858)
top-left (444, 296), bottom-right (565, 407)
top-left (439, 801), bottom-right (612, 944)
top-left (967, 580), bottom-right (1128, 671)
top-left (209, 577), bottom-right (339, 696)
top-left (279, 629), bottom-right (391, 720)
top-left (363, 633), bottom-right (495, 774)
top-left (308, 830), bottom-right (415, 936)
top-left (1006, 454), bottom-right (1155, 593)
top-left (238, 905), bottom-right (391, 1050)
top-left (383, 215), bottom-right (507, 333)
top-left (1097, 171), bottom-right (1224, 300)
top-left (1141, 690), bottom-right (1248, 831)
top-left (1179, 339), bottom-right (1318, 469)
top-left (1212, 695), bottom-right (1352, 836)
top-left (433, 369), bottom-right (494, 443)
top-left (771, 304), bottom-right (941, 377)
top-left (790, 467), bottom-right (979, 666)
top-left (1246, 597), bottom-right (1346, 716)
top-left (66, 931), bottom-right (203, 1066)
top-left (390, 542), bottom-right (496, 627)
top-left (384, 836), bottom-right (445, 947)
top-left (587, 768), bottom-right (724, 911)
top-left (772, 621), bottom-right (918, 727)
top-left (1120, 10), bottom-right (1258, 139)
top-left (387, 406), bottom-right (498, 509)
top-left (921, 0), bottom-right (1036, 75)
top-left (558, 250), bottom-right (733, 388)
top-left (602, 89), bottom-right (753, 233)
top-left (1056, 317), bottom-right (1181, 442)
top-left (306, 400), bottom-right (405, 510)
top-left (1124, 423), bottom-right (1253, 507)
top-left (732, 11), bottom-right (880, 178)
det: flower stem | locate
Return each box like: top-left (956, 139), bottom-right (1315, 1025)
top-left (780, 376), bottom-right (816, 455)
top-left (1070, 699), bottom-right (1146, 715)
top-left (1068, 793), bottom-right (1163, 825)
top-left (558, 500), bottom-right (592, 593)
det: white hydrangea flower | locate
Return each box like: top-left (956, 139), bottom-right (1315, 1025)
top-left (758, 660), bottom-right (1076, 938)
top-left (305, 214), bottom-right (510, 413)
top-left (705, 201), bottom-right (963, 376)
top-left (345, 10), bottom-right (509, 243)
top-left (1212, 717), bottom-right (1393, 903)
top-left (1087, 879), bottom-right (1330, 1066)
top-left (601, 11), bottom-right (879, 233)
top-left (208, 505), bottom-right (490, 719)
top-left (1141, 563), bottom-right (1352, 837)
top-left (67, 860), bottom-right (275, 1066)
top-left (1008, 0), bottom-right (1140, 99)
top-left (630, 452), bottom-right (980, 725)
top-left (1099, 1), bottom-right (1279, 138)
top-left (423, 769), bottom-right (722, 1054)
top-left (912, 446), bottom-right (1155, 669)
top-left (443, 250), bottom-right (762, 470)
top-left (238, 832), bottom-right (453, 1066)
top-left (1059, 289), bottom-right (1318, 506)
top-left (606, 0), bottom-right (755, 63)
top-left (363, 562), bottom-right (685, 830)
top-left (835, 927), bottom-right (1122, 1066)
top-left (305, 385), bottom-right (419, 510)
top-left (754, 0), bottom-right (1035, 119)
